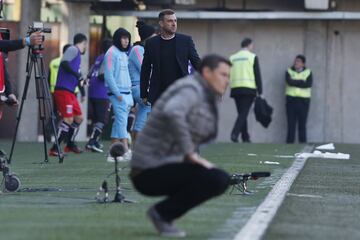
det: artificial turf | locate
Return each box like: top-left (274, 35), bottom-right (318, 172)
top-left (0, 141), bottom-right (303, 240)
top-left (265, 144), bottom-right (360, 240)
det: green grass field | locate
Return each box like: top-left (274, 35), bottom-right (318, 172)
top-left (0, 141), bottom-right (359, 240)
top-left (265, 144), bottom-right (360, 240)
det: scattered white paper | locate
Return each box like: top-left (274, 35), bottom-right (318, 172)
top-left (274, 155), bottom-right (294, 159)
top-left (296, 152), bottom-right (350, 160)
top-left (248, 153), bottom-right (257, 156)
top-left (260, 161), bottom-right (280, 165)
top-left (316, 143), bottom-right (335, 150)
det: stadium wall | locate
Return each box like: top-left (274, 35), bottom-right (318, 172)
top-left (178, 19), bottom-right (360, 143)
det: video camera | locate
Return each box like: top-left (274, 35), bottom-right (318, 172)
top-left (27, 22), bottom-right (51, 51)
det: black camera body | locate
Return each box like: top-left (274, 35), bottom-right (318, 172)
top-left (27, 22), bottom-right (51, 51)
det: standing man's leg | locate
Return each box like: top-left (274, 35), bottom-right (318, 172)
top-left (286, 96), bottom-right (297, 143)
top-left (231, 94), bottom-right (254, 142)
top-left (86, 99), bottom-right (108, 152)
top-left (298, 98), bottom-right (310, 143)
top-left (132, 85), bottom-right (151, 141)
top-left (50, 90), bottom-right (75, 156)
top-left (65, 95), bottom-right (83, 153)
top-left (108, 94), bottom-right (133, 161)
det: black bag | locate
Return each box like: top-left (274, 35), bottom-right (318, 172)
top-left (254, 96), bottom-right (273, 128)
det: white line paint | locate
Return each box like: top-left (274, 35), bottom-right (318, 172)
top-left (233, 145), bottom-right (313, 240)
top-left (286, 193), bottom-right (323, 199)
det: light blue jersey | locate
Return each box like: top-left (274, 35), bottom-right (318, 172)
top-left (128, 44), bottom-right (151, 132)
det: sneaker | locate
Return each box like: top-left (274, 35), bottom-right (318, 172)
top-left (231, 134), bottom-right (239, 143)
top-left (106, 154), bottom-right (128, 163)
top-left (49, 148), bottom-right (59, 157)
top-left (94, 142), bottom-right (104, 149)
top-left (123, 150), bottom-right (132, 161)
top-left (146, 206), bottom-right (186, 238)
top-left (86, 143), bottom-right (104, 153)
top-left (64, 144), bottom-right (83, 154)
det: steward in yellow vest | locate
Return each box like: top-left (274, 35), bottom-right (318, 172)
top-left (285, 55), bottom-right (313, 144)
top-left (49, 57), bottom-right (61, 93)
top-left (229, 38), bottom-right (262, 143)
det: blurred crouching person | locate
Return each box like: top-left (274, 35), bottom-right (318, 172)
top-left (130, 55), bottom-right (232, 238)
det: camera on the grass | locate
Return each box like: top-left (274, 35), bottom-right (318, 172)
top-left (27, 22), bottom-right (52, 51)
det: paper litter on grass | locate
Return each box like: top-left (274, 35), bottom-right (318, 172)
top-left (247, 153), bottom-right (257, 156)
top-left (295, 151), bottom-right (350, 160)
top-left (260, 161), bottom-right (280, 165)
top-left (273, 155), bottom-right (294, 159)
top-left (316, 143), bottom-right (335, 150)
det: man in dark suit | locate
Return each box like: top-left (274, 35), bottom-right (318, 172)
top-left (140, 9), bottom-right (201, 105)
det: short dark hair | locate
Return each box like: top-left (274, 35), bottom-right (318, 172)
top-left (199, 54), bottom-right (232, 74)
top-left (62, 44), bottom-right (71, 54)
top-left (296, 54), bottom-right (306, 64)
top-left (241, 38), bottom-right (253, 48)
top-left (73, 33), bottom-right (87, 45)
top-left (159, 9), bottom-right (175, 21)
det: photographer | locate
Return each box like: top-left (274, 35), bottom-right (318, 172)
top-left (0, 31), bottom-right (43, 52)
top-left (0, 32), bottom-right (43, 120)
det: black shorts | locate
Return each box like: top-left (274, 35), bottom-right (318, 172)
top-left (89, 98), bottom-right (109, 124)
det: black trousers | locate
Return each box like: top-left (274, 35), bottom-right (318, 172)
top-left (131, 163), bottom-right (230, 222)
top-left (286, 96), bottom-right (310, 143)
top-left (89, 98), bottom-right (110, 124)
top-left (231, 94), bottom-right (255, 141)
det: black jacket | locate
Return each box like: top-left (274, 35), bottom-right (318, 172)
top-left (0, 39), bottom-right (24, 53)
top-left (140, 33), bottom-right (200, 104)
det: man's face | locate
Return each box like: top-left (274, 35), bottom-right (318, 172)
top-left (247, 42), bottom-right (254, 51)
top-left (294, 58), bottom-right (305, 69)
top-left (203, 63), bottom-right (230, 95)
top-left (78, 40), bottom-right (87, 55)
top-left (121, 37), bottom-right (129, 49)
top-left (159, 14), bottom-right (177, 34)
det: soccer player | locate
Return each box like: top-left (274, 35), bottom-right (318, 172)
top-left (49, 33), bottom-right (87, 156)
top-left (85, 39), bottom-right (112, 153)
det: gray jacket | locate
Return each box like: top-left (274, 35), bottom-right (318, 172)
top-left (131, 73), bottom-right (219, 170)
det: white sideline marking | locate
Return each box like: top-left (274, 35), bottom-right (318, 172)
top-left (233, 145), bottom-right (313, 240)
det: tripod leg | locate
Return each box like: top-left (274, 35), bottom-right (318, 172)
top-left (34, 54), bottom-right (64, 163)
top-left (8, 49), bottom-right (33, 164)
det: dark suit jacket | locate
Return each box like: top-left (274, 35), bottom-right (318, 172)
top-left (0, 39), bottom-right (24, 53)
top-left (140, 33), bottom-right (200, 104)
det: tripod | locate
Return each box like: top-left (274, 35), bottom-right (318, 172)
top-left (8, 46), bottom-right (63, 164)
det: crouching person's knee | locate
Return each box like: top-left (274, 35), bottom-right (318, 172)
top-left (206, 168), bottom-right (230, 196)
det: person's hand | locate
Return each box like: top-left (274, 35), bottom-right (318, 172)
top-left (186, 153), bottom-right (215, 169)
top-left (29, 31), bottom-right (43, 46)
top-left (142, 98), bottom-right (150, 106)
top-left (117, 95), bottom-right (123, 102)
top-left (7, 94), bottom-right (19, 106)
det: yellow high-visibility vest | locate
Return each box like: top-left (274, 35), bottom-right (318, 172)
top-left (49, 57), bottom-right (61, 93)
top-left (286, 68), bottom-right (312, 98)
top-left (49, 57), bottom-right (79, 94)
top-left (230, 50), bottom-right (256, 89)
